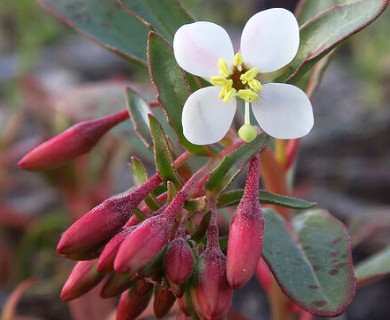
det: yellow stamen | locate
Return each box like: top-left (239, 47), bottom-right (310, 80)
top-left (233, 53), bottom-right (243, 67)
top-left (240, 67), bottom-right (259, 84)
top-left (223, 88), bottom-right (236, 102)
top-left (210, 76), bottom-right (228, 87)
top-left (218, 58), bottom-right (230, 77)
top-left (237, 89), bottom-right (258, 102)
top-left (248, 79), bottom-right (262, 92)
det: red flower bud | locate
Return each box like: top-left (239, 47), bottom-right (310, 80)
top-left (114, 215), bottom-right (170, 273)
top-left (100, 272), bottom-right (136, 298)
top-left (18, 110), bottom-right (129, 171)
top-left (227, 155), bottom-right (264, 288)
top-left (153, 282), bottom-right (176, 318)
top-left (163, 237), bottom-right (194, 292)
top-left (97, 227), bottom-right (135, 272)
top-left (60, 260), bottom-right (103, 301)
top-left (57, 174), bottom-right (162, 255)
top-left (116, 285), bottom-right (153, 320)
top-left (191, 246), bottom-right (233, 320)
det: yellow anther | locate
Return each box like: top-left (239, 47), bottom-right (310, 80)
top-left (248, 79), bottom-right (262, 92)
top-left (237, 89), bottom-right (258, 102)
top-left (210, 76), bottom-right (228, 87)
top-left (240, 67), bottom-right (260, 84)
top-left (223, 88), bottom-right (236, 102)
top-left (233, 53), bottom-right (243, 67)
top-left (217, 58), bottom-right (230, 77)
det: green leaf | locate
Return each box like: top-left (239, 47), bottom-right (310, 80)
top-left (263, 209), bottom-right (356, 316)
top-left (285, 0), bottom-right (389, 84)
top-left (217, 189), bottom-right (315, 210)
top-left (296, 0), bottom-right (356, 24)
top-left (39, 0), bottom-right (150, 64)
top-left (118, 0), bottom-right (193, 41)
top-left (129, 157), bottom-right (160, 211)
top-left (355, 246), bottom-right (390, 286)
top-left (147, 32), bottom-right (217, 156)
top-left (184, 197), bottom-right (206, 213)
top-left (205, 134), bottom-right (268, 195)
top-left (149, 114), bottom-right (183, 188)
top-left (125, 86), bottom-right (153, 149)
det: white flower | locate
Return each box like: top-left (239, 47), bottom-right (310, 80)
top-left (173, 8), bottom-right (314, 145)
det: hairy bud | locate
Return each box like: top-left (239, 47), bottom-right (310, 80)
top-left (18, 110), bottom-right (129, 171)
top-left (116, 284), bottom-right (153, 320)
top-left (114, 215), bottom-right (170, 273)
top-left (97, 227), bottom-right (135, 272)
top-left (153, 282), bottom-right (176, 318)
top-left (227, 155), bottom-right (264, 288)
top-left (57, 174), bottom-right (161, 255)
top-left (60, 260), bottom-right (103, 301)
top-left (163, 237), bottom-right (194, 294)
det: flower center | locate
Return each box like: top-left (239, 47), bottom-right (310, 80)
top-left (210, 53), bottom-right (262, 103)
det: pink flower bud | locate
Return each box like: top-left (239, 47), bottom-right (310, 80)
top-left (227, 155), bottom-right (264, 288)
top-left (97, 227), bottom-right (135, 272)
top-left (191, 246), bottom-right (233, 320)
top-left (100, 273), bottom-right (135, 299)
top-left (133, 278), bottom-right (154, 296)
top-left (153, 282), bottom-right (176, 318)
top-left (18, 110), bottom-right (129, 171)
top-left (114, 215), bottom-right (170, 273)
top-left (57, 174), bottom-right (162, 255)
top-left (116, 285), bottom-right (153, 320)
top-left (163, 237), bottom-right (194, 292)
top-left (60, 260), bottom-right (103, 301)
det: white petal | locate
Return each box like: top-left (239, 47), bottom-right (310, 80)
top-left (182, 87), bottom-right (236, 145)
top-left (251, 83), bottom-right (313, 139)
top-left (173, 22), bottom-right (234, 78)
top-left (241, 8), bottom-right (299, 72)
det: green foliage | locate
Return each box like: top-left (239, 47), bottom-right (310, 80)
top-left (263, 209), bottom-right (356, 316)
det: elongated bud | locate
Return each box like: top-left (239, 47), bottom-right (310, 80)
top-left (191, 224), bottom-right (233, 320)
top-left (153, 282), bottom-right (176, 318)
top-left (60, 260), bottom-right (103, 301)
top-left (97, 227), bottom-right (135, 272)
top-left (133, 278), bottom-right (153, 296)
top-left (18, 110), bottom-right (129, 171)
top-left (227, 154), bottom-right (264, 288)
top-left (57, 174), bottom-right (161, 255)
top-left (114, 215), bottom-right (170, 273)
top-left (256, 257), bottom-right (272, 292)
top-left (116, 285), bottom-right (153, 320)
top-left (100, 273), bottom-right (138, 298)
top-left (163, 237), bottom-right (194, 293)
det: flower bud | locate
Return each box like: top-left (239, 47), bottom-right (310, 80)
top-left (153, 282), bottom-right (176, 318)
top-left (100, 273), bottom-right (135, 298)
top-left (18, 110), bottom-right (129, 171)
top-left (57, 174), bottom-right (162, 255)
top-left (191, 247), bottom-right (233, 320)
top-left (133, 278), bottom-right (153, 296)
top-left (227, 155), bottom-right (264, 288)
top-left (163, 237), bottom-right (194, 293)
top-left (116, 285), bottom-right (153, 320)
top-left (60, 260), bottom-right (103, 301)
top-left (114, 215), bottom-right (170, 273)
top-left (97, 227), bottom-right (135, 273)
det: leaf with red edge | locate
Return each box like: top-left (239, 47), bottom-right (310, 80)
top-left (39, 0), bottom-right (150, 64)
top-left (262, 209), bottom-right (356, 316)
top-left (284, 0), bottom-right (389, 84)
top-left (118, 0), bottom-right (193, 41)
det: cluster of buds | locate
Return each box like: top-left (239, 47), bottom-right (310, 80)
top-left (56, 154), bottom-right (264, 319)
top-left (19, 115), bottom-right (265, 319)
